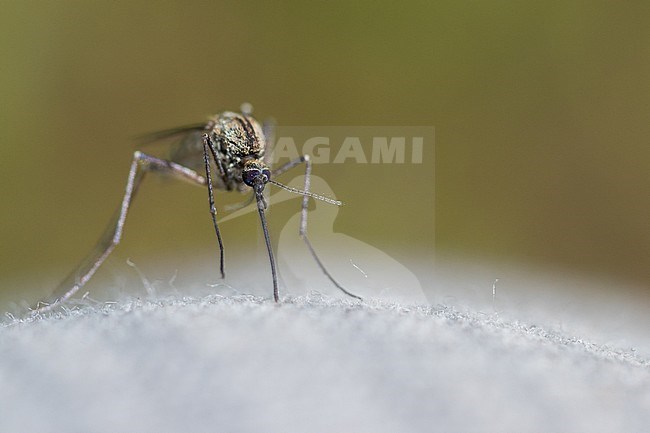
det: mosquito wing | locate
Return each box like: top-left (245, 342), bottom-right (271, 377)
top-left (135, 123), bottom-right (206, 147)
top-left (136, 124), bottom-right (208, 170)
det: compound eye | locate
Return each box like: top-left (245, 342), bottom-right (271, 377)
top-left (242, 169), bottom-right (260, 187)
top-left (262, 169), bottom-right (271, 182)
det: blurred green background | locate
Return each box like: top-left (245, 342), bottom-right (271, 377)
top-left (1, 1), bottom-right (648, 308)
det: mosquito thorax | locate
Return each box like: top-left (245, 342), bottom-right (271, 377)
top-left (242, 159), bottom-right (271, 187)
top-left (212, 111), bottom-right (266, 158)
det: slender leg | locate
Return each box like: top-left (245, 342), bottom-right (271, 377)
top-left (203, 132), bottom-right (232, 190)
top-left (35, 151), bottom-right (207, 312)
top-left (202, 134), bottom-right (226, 278)
top-left (272, 155), bottom-right (362, 300)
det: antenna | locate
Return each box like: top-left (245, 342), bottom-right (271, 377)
top-left (268, 180), bottom-right (343, 206)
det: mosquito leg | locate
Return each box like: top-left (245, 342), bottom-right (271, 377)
top-left (35, 151), bottom-right (207, 313)
top-left (202, 134), bottom-right (226, 279)
top-left (272, 156), bottom-right (363, 301)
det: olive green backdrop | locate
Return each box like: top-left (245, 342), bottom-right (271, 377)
top-left (1, 1), bottom-right (648, 307)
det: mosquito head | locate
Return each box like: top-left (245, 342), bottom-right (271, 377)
top-left (242, 160), bottom-right (271, 191)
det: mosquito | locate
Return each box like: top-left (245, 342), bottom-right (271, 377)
top-left (34, 104), bottom-right (362, 312)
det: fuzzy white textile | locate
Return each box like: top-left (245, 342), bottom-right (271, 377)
top-left (1, 294), bottom-right (649, 433)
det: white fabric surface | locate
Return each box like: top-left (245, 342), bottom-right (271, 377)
top-left (1, 294), bottom-right (649, 433)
